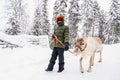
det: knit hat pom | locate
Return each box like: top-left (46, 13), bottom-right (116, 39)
top-left (56, 15), bottom-right (63, 21)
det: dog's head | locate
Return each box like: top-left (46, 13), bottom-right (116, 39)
top-left (74, 38), bottom-right (87, 54)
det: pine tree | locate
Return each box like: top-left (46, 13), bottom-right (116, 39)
top-left (105, 0), bottom-right (120, 44)
top-left (92, 1), bottom-right (107, 39)
top-left (81, 0), bottom-right (94, 37)
top-left (5, 0), bottom-right (29, 35)
top-left (32, 0), bottom-right (50, 36)
top-left (31, 6), bottom-right (42, 36)
top-left (99, 10), bottom-right (107, 43)
top-left (92, 1), bottom-right (101, 37)
top-left (41, 0), bottom-right (50, 35)
top-left (52, 0), bottom-right (67, 26)
top-left (81, 0), bottom-right (107, 41)
top-left (68, 0), bottom-right (81, 48)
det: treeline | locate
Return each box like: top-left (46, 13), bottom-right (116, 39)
top-left (1, 0), bottom-right (120, 46)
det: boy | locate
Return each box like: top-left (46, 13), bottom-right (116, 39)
top-left (45, 15), bottom-right (69, 72)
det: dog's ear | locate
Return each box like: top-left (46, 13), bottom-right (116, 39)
top-left (80, 38), bottom-right (84, 42)
top-left (76, 38), bottom-right (83, 42)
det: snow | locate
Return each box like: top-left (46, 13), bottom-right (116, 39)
top-left (0, 34), bottom-right (120, 80)
top-left (0, 32), bottom-right (49, 48)
top-left (95, 0), bottom-right (111, 12)
top-left (0, 0), bottom-right (120, 80)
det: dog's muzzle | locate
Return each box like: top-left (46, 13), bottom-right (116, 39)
top-left (74, 45), bottom-right (81, 53)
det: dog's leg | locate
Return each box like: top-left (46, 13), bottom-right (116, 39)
top-left (87, 56), bottom-right (93, 72)
top-left (80, 57), bottom-right (84, 73)
top-left (92, 52), bottom-right (95, 66)
top-left (98, 51), bottom-right (102, 62)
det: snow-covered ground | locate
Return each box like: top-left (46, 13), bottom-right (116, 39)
top-left (0, 0), bottom-right (120, 80)
top-left (0, 34), bottom-right (120, 80)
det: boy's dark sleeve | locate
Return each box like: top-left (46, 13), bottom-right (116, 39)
top-left (64, 26), bottom-right (69, 43)
top-left (64, 26), bottom-right (69, 51)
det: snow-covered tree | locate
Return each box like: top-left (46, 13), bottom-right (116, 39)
top-left (31, 6), bottom-right (42, 36)
top-left (92, 1), bottom-right (101, 37)
top-left (105, 0), bottom-right (120, 44)
top-left (81, 0), bottom-right (107, 41)
top-left (32, 0), bottom-right (50, 36)
top-left (81, 0), bottom-right (94, 37)
top-left (41, 0), bottom-right (50, 35)
top-left (92, 1), bottom-right (107, 40)
top-left (98, 10), bottom-right (107, 43)
top-left (5, 0), bottom-right (29, 35)
top-left (68, 0), bottom-right (81, 48)
top-left (52, 0), bottom-right (68, 26)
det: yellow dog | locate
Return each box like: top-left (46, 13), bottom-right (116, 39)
top-left (73, 37), bottom-right (103, 73)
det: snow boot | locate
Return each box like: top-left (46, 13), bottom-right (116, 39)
top-left (57, 68), bottom-right (64, 72)
top-left (45, 68), bottom-right (52, 71)
top-left (45, 64), bottom-right (53, 72)
top-left (57, 65), bottom-right (64, 73)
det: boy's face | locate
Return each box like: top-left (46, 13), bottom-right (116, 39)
top-left (57, 21), bottom-right (64, 26)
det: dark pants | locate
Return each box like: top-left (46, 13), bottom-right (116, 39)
top-left (47, 47), bottom-right (64, 70)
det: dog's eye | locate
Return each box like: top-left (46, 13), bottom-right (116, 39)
top-left (80, 43), bottom-right (84, 45)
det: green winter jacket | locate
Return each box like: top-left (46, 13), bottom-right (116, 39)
top-left (53, 24), bottom-right (69, 48)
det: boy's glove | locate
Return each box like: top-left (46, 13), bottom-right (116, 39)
top-left (64, 42), bottom-right (69, 51)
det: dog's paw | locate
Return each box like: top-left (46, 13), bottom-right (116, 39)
top-left (80, 69), bottom-right (84, 73)
top-left (92, 63), bottom-right (94, 66)
top-left (98, 60), bottom-right (102, 63)
top-left (81, 71), bottom-right (84, 73)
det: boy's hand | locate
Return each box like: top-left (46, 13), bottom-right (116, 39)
top-left (64, 42), bottom-right (69, 51)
